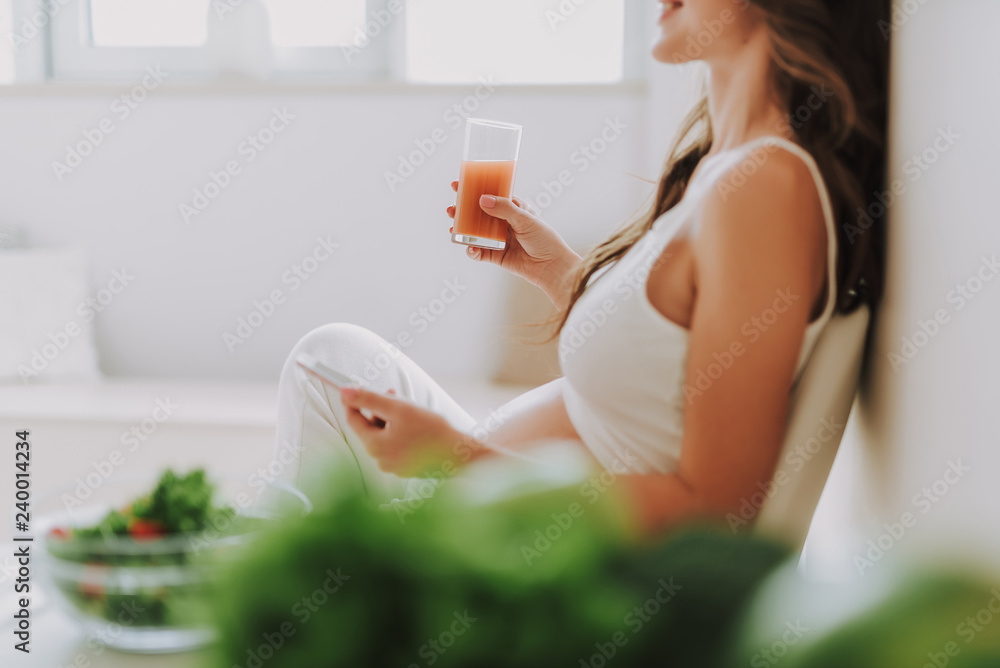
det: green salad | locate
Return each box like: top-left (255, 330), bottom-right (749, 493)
top-left (45, 469), bottom-right (253, 629)
top-left (48, 469), bottom-right (239, 549)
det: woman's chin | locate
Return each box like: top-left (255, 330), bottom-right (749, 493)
top-left (651, 38), bottom-right (691, 65)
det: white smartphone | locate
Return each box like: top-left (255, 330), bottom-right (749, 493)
top-left (295, 353), bottom-right (355, 389)
top-left (295, 354), bottom-right (383, 426)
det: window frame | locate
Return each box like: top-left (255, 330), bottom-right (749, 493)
top-left (14, 0), bottom-right (646, 85)
top-left (48, 0), bottom-right (391, 82)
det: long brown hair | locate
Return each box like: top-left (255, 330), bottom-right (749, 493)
top-left (554, 0), bottom-right (890, 334)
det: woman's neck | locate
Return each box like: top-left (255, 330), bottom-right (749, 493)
top-left (704, 35), bottom-right (791, 155)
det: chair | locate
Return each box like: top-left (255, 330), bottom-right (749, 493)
top-left (753, 305), bottom-right (871, 550)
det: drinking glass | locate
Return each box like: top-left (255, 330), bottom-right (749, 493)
top-left (452, 119), bottom-right (522, 251)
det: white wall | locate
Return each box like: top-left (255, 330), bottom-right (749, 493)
top-left (815, 0), bottom-right (1000, 575)
top-left (0, 84), bottom-right (656, 381)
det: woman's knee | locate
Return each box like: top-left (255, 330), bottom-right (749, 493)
top-left (290, 323), bottom-right (378, 358)
top-left (281, 323), bottom-right (396, 385)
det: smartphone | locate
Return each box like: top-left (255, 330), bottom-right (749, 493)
top-left (295, 354), bottom-right (383, 426)
top-left (295, 353), bottom-right (355, 389)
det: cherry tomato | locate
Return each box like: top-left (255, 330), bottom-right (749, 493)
top-left (128, 519), bottom-right (165, 540)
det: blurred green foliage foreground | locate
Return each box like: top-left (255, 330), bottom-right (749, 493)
top-left (209, 476), bottom-right (1000, 668)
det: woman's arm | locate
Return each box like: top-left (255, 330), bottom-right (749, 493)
top-left (619, 151), bottom-right (829, 535)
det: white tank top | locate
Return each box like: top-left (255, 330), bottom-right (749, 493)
top-left (558, 137), bottom-right (839, 474)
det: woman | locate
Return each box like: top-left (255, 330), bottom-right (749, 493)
top-left (275, 0), bottom-right (889, 534)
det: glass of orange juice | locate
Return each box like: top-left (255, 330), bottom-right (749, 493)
top-left (452, 118), bottom-right (522, 251)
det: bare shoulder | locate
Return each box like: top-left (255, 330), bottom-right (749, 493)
top-left (693, 145), bottom-right (828, 279)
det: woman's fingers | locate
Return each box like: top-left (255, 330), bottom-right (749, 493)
top-left (344, 407), bottom-right (380, 437)
top-left (448, 181), bottom-right (459, 221)
top-left (345, 410), bottom-right (397, 471)
top-left (468, 246), bottom-right (501, 264)
top-left (480, 196), bottom-right (532, 234)
top-left (466, 246), bottom-right (498, 263)
top-left (340, 387), bottom-right (400, 421)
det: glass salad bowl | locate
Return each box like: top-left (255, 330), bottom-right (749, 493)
top-left (36, 471), bottom-right (311, 654)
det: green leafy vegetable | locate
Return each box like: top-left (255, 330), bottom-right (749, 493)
top-left (65, 469), bottom-right (234, 541)
top-left (209, 472), bottom-right (790, 668)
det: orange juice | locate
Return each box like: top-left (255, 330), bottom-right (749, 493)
top-left (452, 159), bottom-right (517, 250)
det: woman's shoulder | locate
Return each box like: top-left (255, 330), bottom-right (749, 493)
top-left (688, 140), bottom-right (830, 286)
top-left (693, 140), bottom-right (827, 241)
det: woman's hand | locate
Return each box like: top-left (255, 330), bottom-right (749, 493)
top-left (340, 387), bottom-right (483, 477)
top-left (447, 181), bottom-right (582, 309)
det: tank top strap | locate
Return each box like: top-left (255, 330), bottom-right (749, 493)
top-left (738, 136), bottom-right (839, 321)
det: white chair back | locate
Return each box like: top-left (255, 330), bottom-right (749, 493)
top-left (754, 305), bottom-right (871, 549)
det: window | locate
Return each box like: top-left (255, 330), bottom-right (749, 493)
top-left (265, 0), bottom-right (367, 47)
top-left (406, 0), bottom-right (626, 84)
top-left (8, 0), bottom-right (638, 84)
top-left (49, 0), bottom-right (380, 80)
top-left (88, 0), bottom-right (367, 48)
top-left (89, 0), bottom-right (210, 47)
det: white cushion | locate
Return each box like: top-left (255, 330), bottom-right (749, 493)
top-left (0, 247), bottom-right (100, 384)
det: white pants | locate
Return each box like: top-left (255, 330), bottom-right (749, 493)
top-left (274, 323), bottom-right (558, 505)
